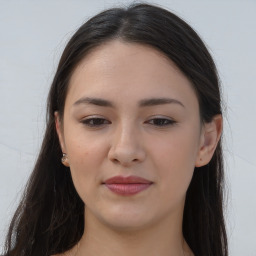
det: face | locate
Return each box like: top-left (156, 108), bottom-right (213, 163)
top-left (56, 40), bottom-right (211, 231)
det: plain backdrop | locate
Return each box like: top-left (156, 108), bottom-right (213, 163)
top-left (0, 0), bottom-right (255, 255)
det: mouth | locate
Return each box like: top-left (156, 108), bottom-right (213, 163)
top-left (102, 175), bottom-right (153, 196)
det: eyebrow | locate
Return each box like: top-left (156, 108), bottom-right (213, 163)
top-left (139, 98), bottom-right (184, 108)
top-left (73, 97), bottom-right (185, 108)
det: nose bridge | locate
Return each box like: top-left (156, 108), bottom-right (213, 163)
top-left (108, 119), bottom-right (145, 165)
top-left (116, 119), bottom-right (136, 145)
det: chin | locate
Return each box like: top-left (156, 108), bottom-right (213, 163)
top-left (103, 218), bottom-right (151, 232)
top-left (96, 208), bottom-right (154, 232)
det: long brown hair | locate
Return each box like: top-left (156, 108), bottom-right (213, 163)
top-left (4, 3), bottom-right (228, 256)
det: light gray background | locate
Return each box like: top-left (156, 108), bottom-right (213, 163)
top-left (0, 0), bottom-right (255, 255)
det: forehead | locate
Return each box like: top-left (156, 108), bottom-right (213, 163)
top-left (66, 40), bottom-right (199, 111)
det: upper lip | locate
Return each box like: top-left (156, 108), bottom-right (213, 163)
top-left (103, 175), bottom-right (153, 184)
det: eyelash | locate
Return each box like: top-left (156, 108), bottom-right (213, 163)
top-left (81, 116), bottom-right (176, 128)
top-left (81, 118), bottom-right (110, 127)
top-left (146, 118), bottom-right (176, 126)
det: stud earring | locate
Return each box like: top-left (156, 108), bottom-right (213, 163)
top-left (61, 153), bottom-right (70, 167)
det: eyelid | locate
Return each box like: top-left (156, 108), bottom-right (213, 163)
top-left (145, 115), bottom-right (177, 126)
top-left (80, 115), bottom-right (111, 128)
top-left (79, 115), bottom-right (177, 128)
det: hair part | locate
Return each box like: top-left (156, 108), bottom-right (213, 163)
top-left (4, 3), bottom-right (228, 256)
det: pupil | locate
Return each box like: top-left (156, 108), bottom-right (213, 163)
top-left (156, 119), bottom-right (166, 125)
top-left (94, 119), bottom-right (104, 125)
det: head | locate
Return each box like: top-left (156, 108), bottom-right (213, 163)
top-left (55, 39), bottom-right (221, 230)
top-left (5, 3), bottom-right (228, 256)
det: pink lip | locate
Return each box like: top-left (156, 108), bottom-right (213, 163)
top-left (103, 175), bottom-right (153, 196)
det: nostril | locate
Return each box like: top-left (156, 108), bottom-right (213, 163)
top-left (113, 159), bottom-right (119, 164)
top-left (108, 144), bottom-right (146, 166)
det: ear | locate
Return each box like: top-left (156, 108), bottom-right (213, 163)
top-left (195, 114), bottom-right (222, 167)
top-left (54, 111), bottom-right (66, 153)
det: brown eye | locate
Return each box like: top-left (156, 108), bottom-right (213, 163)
top-left (147, 118), bottom-right (176, 127)
top-left (81, 118), bottom-right (110, 127)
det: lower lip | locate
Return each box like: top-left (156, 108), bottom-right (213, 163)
top-left (104, 183), bottom-right (152, 196)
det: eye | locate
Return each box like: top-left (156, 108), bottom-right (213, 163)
top-left (146, 117), bottom-right (177, 127)
top-left (81, 117), bottom-right (110, 127)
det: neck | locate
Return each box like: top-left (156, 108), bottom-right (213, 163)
top-left (76, 206), bottom-right (192, 256)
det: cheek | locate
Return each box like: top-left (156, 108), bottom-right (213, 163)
top-left (64, 133), bottom-right (108, 200)
top-left (65, 123), bottom-right (107, 166)
top-left (151, 127), bottom-right (200, 193)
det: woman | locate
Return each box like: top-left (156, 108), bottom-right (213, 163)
top-left (3, 3), bottom-right (228, 256)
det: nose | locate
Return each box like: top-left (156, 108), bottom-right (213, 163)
top-left (108, 124), bottom-right (146, 167)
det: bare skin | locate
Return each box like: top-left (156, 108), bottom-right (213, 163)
top-left (55, 40), bottom-right (222, 256)
top-left (56, 241), bottom-right (194, 256)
